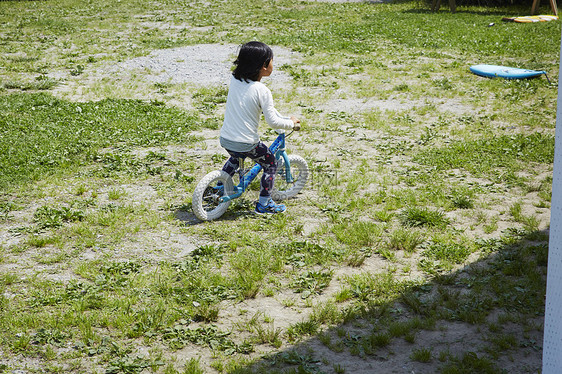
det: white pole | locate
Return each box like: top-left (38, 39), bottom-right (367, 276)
top-left (542, 26), bottom-right (562, 374)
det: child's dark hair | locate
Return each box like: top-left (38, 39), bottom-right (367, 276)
top-left (232, 41), bottom-right (273, 82)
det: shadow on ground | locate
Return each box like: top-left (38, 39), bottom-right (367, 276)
top-left (228, 228), bottom-right (547, 374)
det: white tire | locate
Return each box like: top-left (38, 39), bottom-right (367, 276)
top-left (192, 170), bottom-right (234, 221)
top-left (271, 155), bottom-right (308, 201)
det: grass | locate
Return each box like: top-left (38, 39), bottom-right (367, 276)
top-left (411, 347), bottom-right (432, 363)
top-left (399, 206), bottom-right (450, 228)
top-left (414, 133), bottom-right (555, 182)
top-left (0, 93), bottom-right (200, 189)
top-left (0, 0), bottom-right (557, 372)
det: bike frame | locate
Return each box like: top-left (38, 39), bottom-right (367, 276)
top-left (219, 132), bottom-right (294, 203)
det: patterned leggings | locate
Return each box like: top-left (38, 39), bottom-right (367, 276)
top-left (221, 142), bottom-right (277, 199)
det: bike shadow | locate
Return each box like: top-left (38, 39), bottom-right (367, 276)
top-left (174, 202), bottom-right (259, 226)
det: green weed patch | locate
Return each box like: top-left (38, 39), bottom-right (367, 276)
top-left (414, 133), bottom-right (555, 178)
top-left (0, 93), bottom-right (198, 189)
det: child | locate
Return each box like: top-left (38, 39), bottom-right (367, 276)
top-left (219, 41), bottom-right (300, 214)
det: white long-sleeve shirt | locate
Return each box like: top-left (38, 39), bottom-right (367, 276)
top-left (220, 76), bottom-right (294, 152)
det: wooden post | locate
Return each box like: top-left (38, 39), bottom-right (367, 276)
top-left (532, 0), bottom-right (540, 14)
top-left (531, 0), bottom-right (558, 15)
top-left (431, 0), bottom-right (456, 12)
top-left (448, 0), bottom-right (457, 12)
top-left (531, 0), bottom-right (541, 15)
top-left (550, 0), bottom-right (559, 16)
top-left (431, 0), bottom-right (442, 11)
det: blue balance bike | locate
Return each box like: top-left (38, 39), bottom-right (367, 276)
top-left (192, 132), bottom-right (308, 221)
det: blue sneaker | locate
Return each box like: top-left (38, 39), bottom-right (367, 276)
top-left (255, 199), bottom-right (286, 214)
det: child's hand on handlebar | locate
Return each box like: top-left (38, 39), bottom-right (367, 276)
top-left (291, 116), bottom-right (301, 131)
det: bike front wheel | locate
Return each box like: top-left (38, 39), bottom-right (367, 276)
top-left (271, 155), bottom-right (308, 201)
top-left (192, 170), bottom-right (234, 221)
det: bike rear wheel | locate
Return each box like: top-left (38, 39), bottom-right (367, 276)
top-left (271, 155), bottom-right (308, 201)
top-left (192, 170), bottom-right (234, 221)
